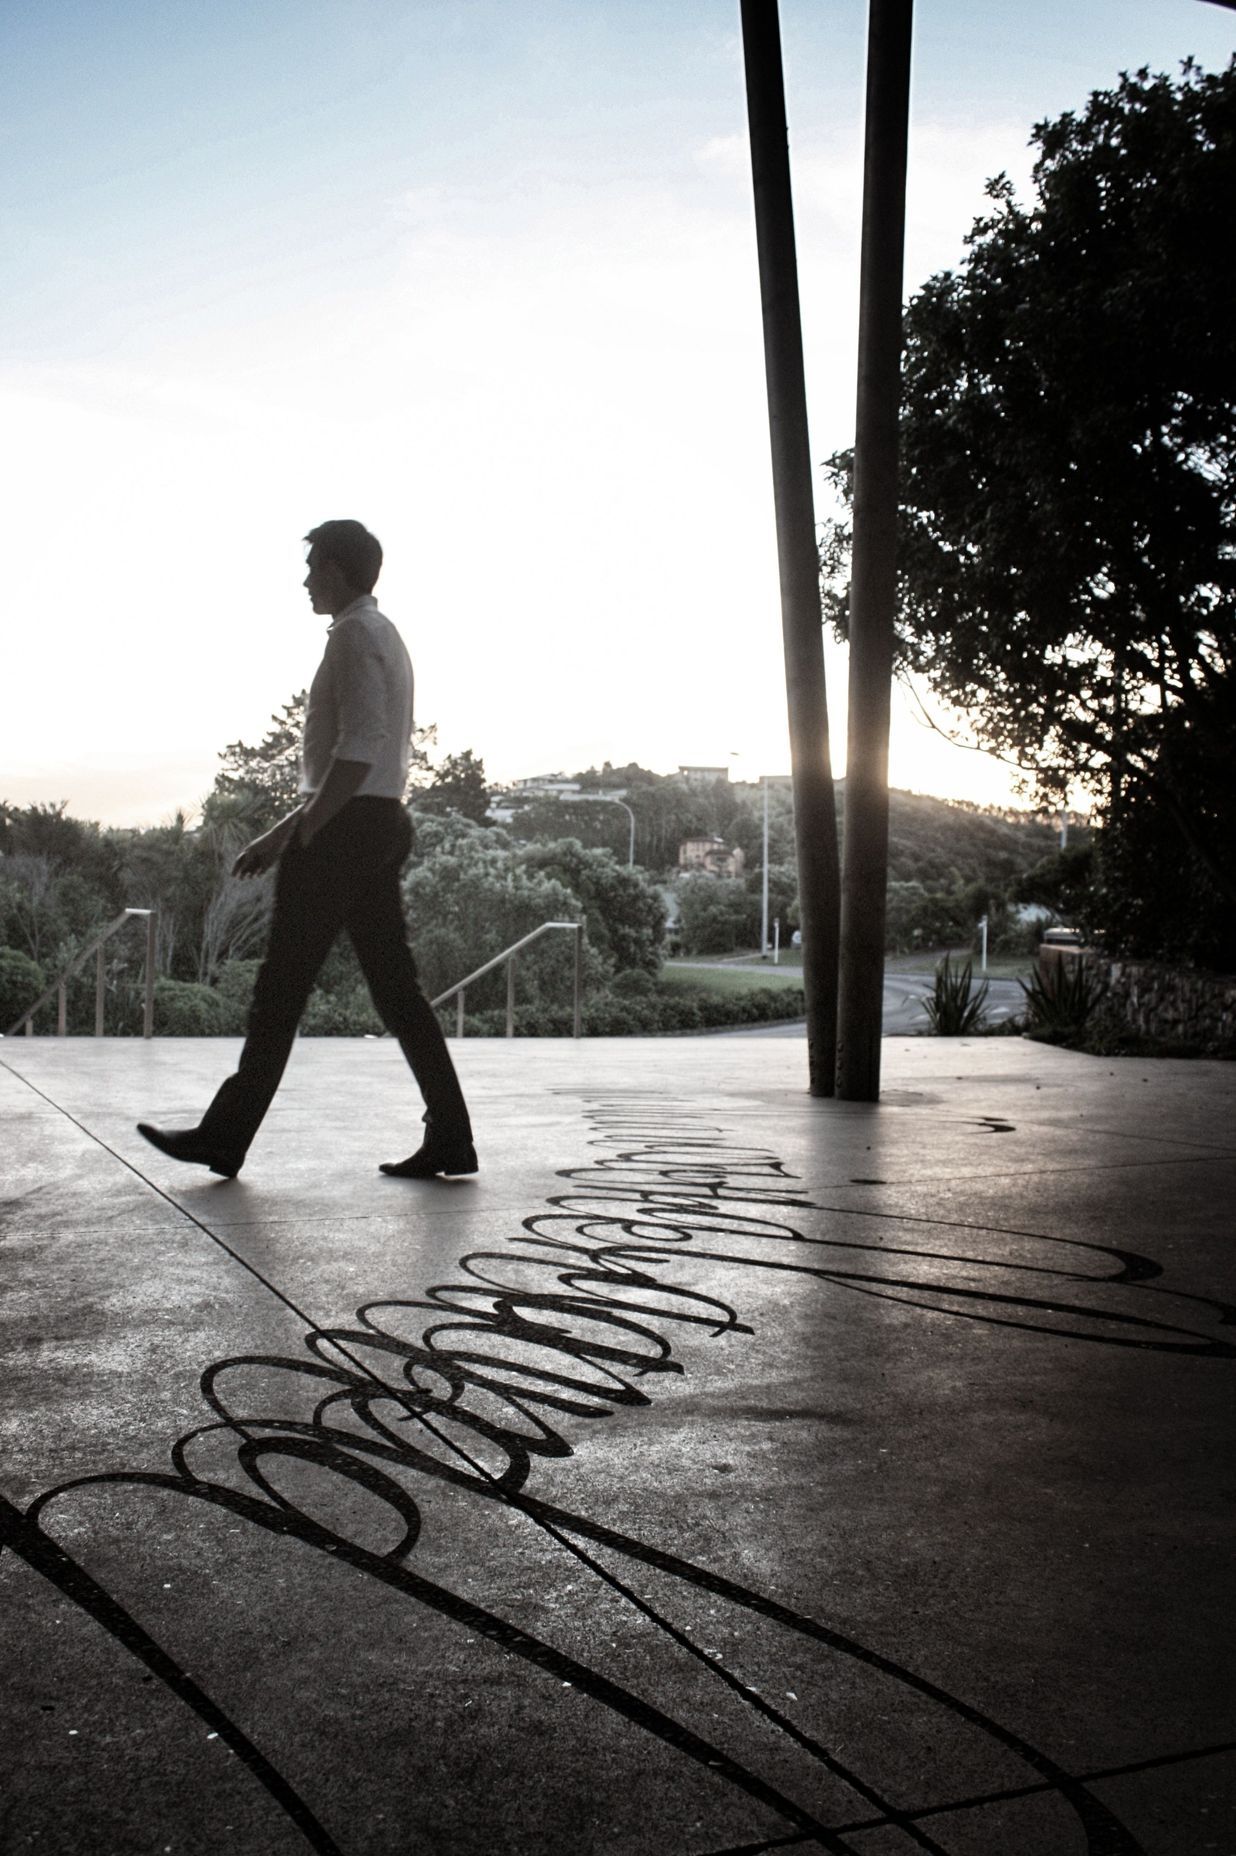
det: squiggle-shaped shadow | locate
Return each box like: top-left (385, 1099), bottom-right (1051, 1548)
top-left (7, 1091), bottom-right (1230, 1853)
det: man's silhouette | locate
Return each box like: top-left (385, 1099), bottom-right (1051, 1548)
top-left (138, 519), bottom-right (476, 1180)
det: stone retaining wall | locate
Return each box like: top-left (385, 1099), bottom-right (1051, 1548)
top-left (1040, 945), bottom-right (1236, 1047)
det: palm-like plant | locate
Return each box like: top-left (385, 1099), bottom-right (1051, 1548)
top-left (1020, 956), bottom-right (1107, 1041)
top-left (923, 953), bottom-right (990, 1035)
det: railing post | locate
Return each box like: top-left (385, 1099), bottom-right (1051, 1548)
top-left (57, 983), bottom-right (67, 1037)
top-left (143, 910), bottom-right (157, 1039)
top-left (506, 957), bottom-right (516, 1038)
top-left (456, 990), bottom-right (465, 1039)
top-left (573, 921), bottom-right (584, 1038)
top-left (25, 1018), bottom-right (33, 1036)
top-left (95, 945), bottom-right (106, 1037)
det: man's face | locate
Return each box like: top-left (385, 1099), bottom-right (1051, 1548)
top-left (304, 548), bottom-right (350, 616)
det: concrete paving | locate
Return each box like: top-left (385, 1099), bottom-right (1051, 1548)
top-left (1, 1032), bottom-right (1233, 1856)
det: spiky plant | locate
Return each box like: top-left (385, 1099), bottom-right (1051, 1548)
top-left (1019, 956), bottom-right (1107, 1041)
top-left (923, 953), bottom-right (990, 1035)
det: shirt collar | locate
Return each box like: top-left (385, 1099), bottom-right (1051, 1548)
top-left (328, 594), bottom-right (378, 631)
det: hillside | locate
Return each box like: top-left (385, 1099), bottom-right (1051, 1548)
top-left (882, 789), bottom-right (1063, 889)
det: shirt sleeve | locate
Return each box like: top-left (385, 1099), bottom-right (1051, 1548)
top-left (328, 623), bottom-right (387, 765)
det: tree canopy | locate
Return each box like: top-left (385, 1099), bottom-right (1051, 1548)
top-left (414, 748), bottom-right (491, 823)
top-left (210, 693), bottom-right (440, 831)
top-left (211, 692), bottom-right (308, 831)
top-left (821, 59), bottom-right (1236, 962)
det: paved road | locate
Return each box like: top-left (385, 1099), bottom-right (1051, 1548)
top-left (882, 969), bottom-right (1026, 1034)
top-left (668, 961), bottom-right (1026, 1036)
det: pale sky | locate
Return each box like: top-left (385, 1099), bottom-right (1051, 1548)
top-left (3, 0), bottom-right (1231, 827)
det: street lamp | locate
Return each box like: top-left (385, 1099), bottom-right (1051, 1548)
top-left (559, 792), bottom-right (636, 866)
top-left (759, 774), bottom-right (793, 956)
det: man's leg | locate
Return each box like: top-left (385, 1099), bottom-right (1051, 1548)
top-left (344, 815), bottom-right (474, 1163)
top-left (195, 843), bottom-right (347, 1161)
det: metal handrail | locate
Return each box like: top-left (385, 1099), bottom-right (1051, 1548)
top-left (430, 920), bottom-right (584, 1038)
top-left (5, 908), bottom-right (158, 1039)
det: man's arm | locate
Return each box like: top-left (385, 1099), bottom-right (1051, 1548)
top-left (296, 756), bottom-right (370, 844)
top-left (232, 757), bottom-right (370, 877)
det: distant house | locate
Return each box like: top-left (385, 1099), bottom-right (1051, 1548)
top-left (679, 836), bottom-right (746, 879)
top-left (678, 764), bottom-right (729, 788)
top-left (511, 774), bottom-right (582, 797)
top-left (486, 774), bottom-right (582, 824)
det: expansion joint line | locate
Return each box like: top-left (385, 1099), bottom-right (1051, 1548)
top-left (0, 1057), bottom-right (889, 1853)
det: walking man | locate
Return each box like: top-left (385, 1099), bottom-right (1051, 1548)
top-left (138, 519), bottom-right (477, 1180)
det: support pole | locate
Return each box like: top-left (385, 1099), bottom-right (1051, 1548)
top-left (573, 921), bottom-right (584, 1038)
top-left (143, 910), bottom-right (157, 1039)
top-left (741, 0), bottom-right (841, 1095)
top-left (836, 0), bottom-right (914, 1101)
top-left (95, 945), bottom-right (106, 1037)
top-left (761, 778), bottom-right (770, 957)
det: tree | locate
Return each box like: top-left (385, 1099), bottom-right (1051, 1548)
top-left (400, 815), bottom-right (586, 1008)
top-left (0, 946), bottom-right (45, 1031)
top-left (509, 794), bottom-right (629, 859)
top-left (209, 693), bottom-right (437, 832)
top-left (1015, 844), bottom-right (1098, 930)
top-left (676, 876), bottom-right (757, 956)
top-left (210, 693), bottom-right (308, 832)
top-left (623, 780), bottom-right (712, 872)
top-left (729, 785), bottom-right (798, 873)
top-left (518, 839), bottom-right (666, 974)
top-left (414, 749), bottom-right (490, 823)
top-left (821, 60), bottom-right (1236, 963)
top-left (746, 860), bottom-right (799, 939)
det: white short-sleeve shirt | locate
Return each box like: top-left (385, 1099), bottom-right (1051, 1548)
top-left (300, 595), bottom-right (415, 799)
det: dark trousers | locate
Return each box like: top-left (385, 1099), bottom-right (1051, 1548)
top-left (199, 799), bottom-right (471, 1158)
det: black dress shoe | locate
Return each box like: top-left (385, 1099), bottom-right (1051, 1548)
top-left (379, 1139), bottom-right (478, 1179)
top-left (136, 1123), bottom-right (243, 1179)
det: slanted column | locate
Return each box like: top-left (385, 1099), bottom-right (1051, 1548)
top-left (837, 0), bottom-right (914, 1100)
top-left (740, 0), bottom-right (842, 1095)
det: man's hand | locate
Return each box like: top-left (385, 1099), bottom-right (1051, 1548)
top-left (232, 811), bottom-right (300, 879)
top-left (232, 762), bottom-right (369, 877)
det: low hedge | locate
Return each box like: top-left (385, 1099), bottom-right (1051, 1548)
top-left (454, 979), bottom-right (805, 1037)
top-left (87, 970), bottom-right (807, 1038)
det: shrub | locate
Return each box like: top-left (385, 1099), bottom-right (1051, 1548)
top-left (445, 978), bottom-right (806, 1037)
top-left (1020, 956), bottom-right (1107, 1044)
top-left (611, 967), bottom-right (657, 997)
top-left (923, 955), bottom-right (989, 1035)
top-left (0, 946), bottom-right (46, 1031)
top-left (301, 982), bottom-right (383, 1036)
top-left (213, 958), bottom-right (260, 1033)
top-left (153, 978), bottom-right (228, 1036)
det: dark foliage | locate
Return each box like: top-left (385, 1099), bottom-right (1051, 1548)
top-left (1020, 956), bottom-right (1109, 1043)
top-left (821, 59), bottom-right (1236, 968)
top-left (414, 748), bottom-right (491, 824)
top-left (517, 839), bottom-right (665, 974)
top-left (211, 693), bottom-right (308, 833)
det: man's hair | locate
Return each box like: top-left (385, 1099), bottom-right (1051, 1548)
top-left (304, 519), bottom-right (383, 594)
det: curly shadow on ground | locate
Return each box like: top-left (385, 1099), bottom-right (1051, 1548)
top-left (5, 1092), bottom-right (1234, 1854)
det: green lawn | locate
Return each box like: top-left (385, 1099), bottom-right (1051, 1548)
top-left (665, 950), bottom-right (1033, 988)
top-left (661, 961), bottom-right (805, 995)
